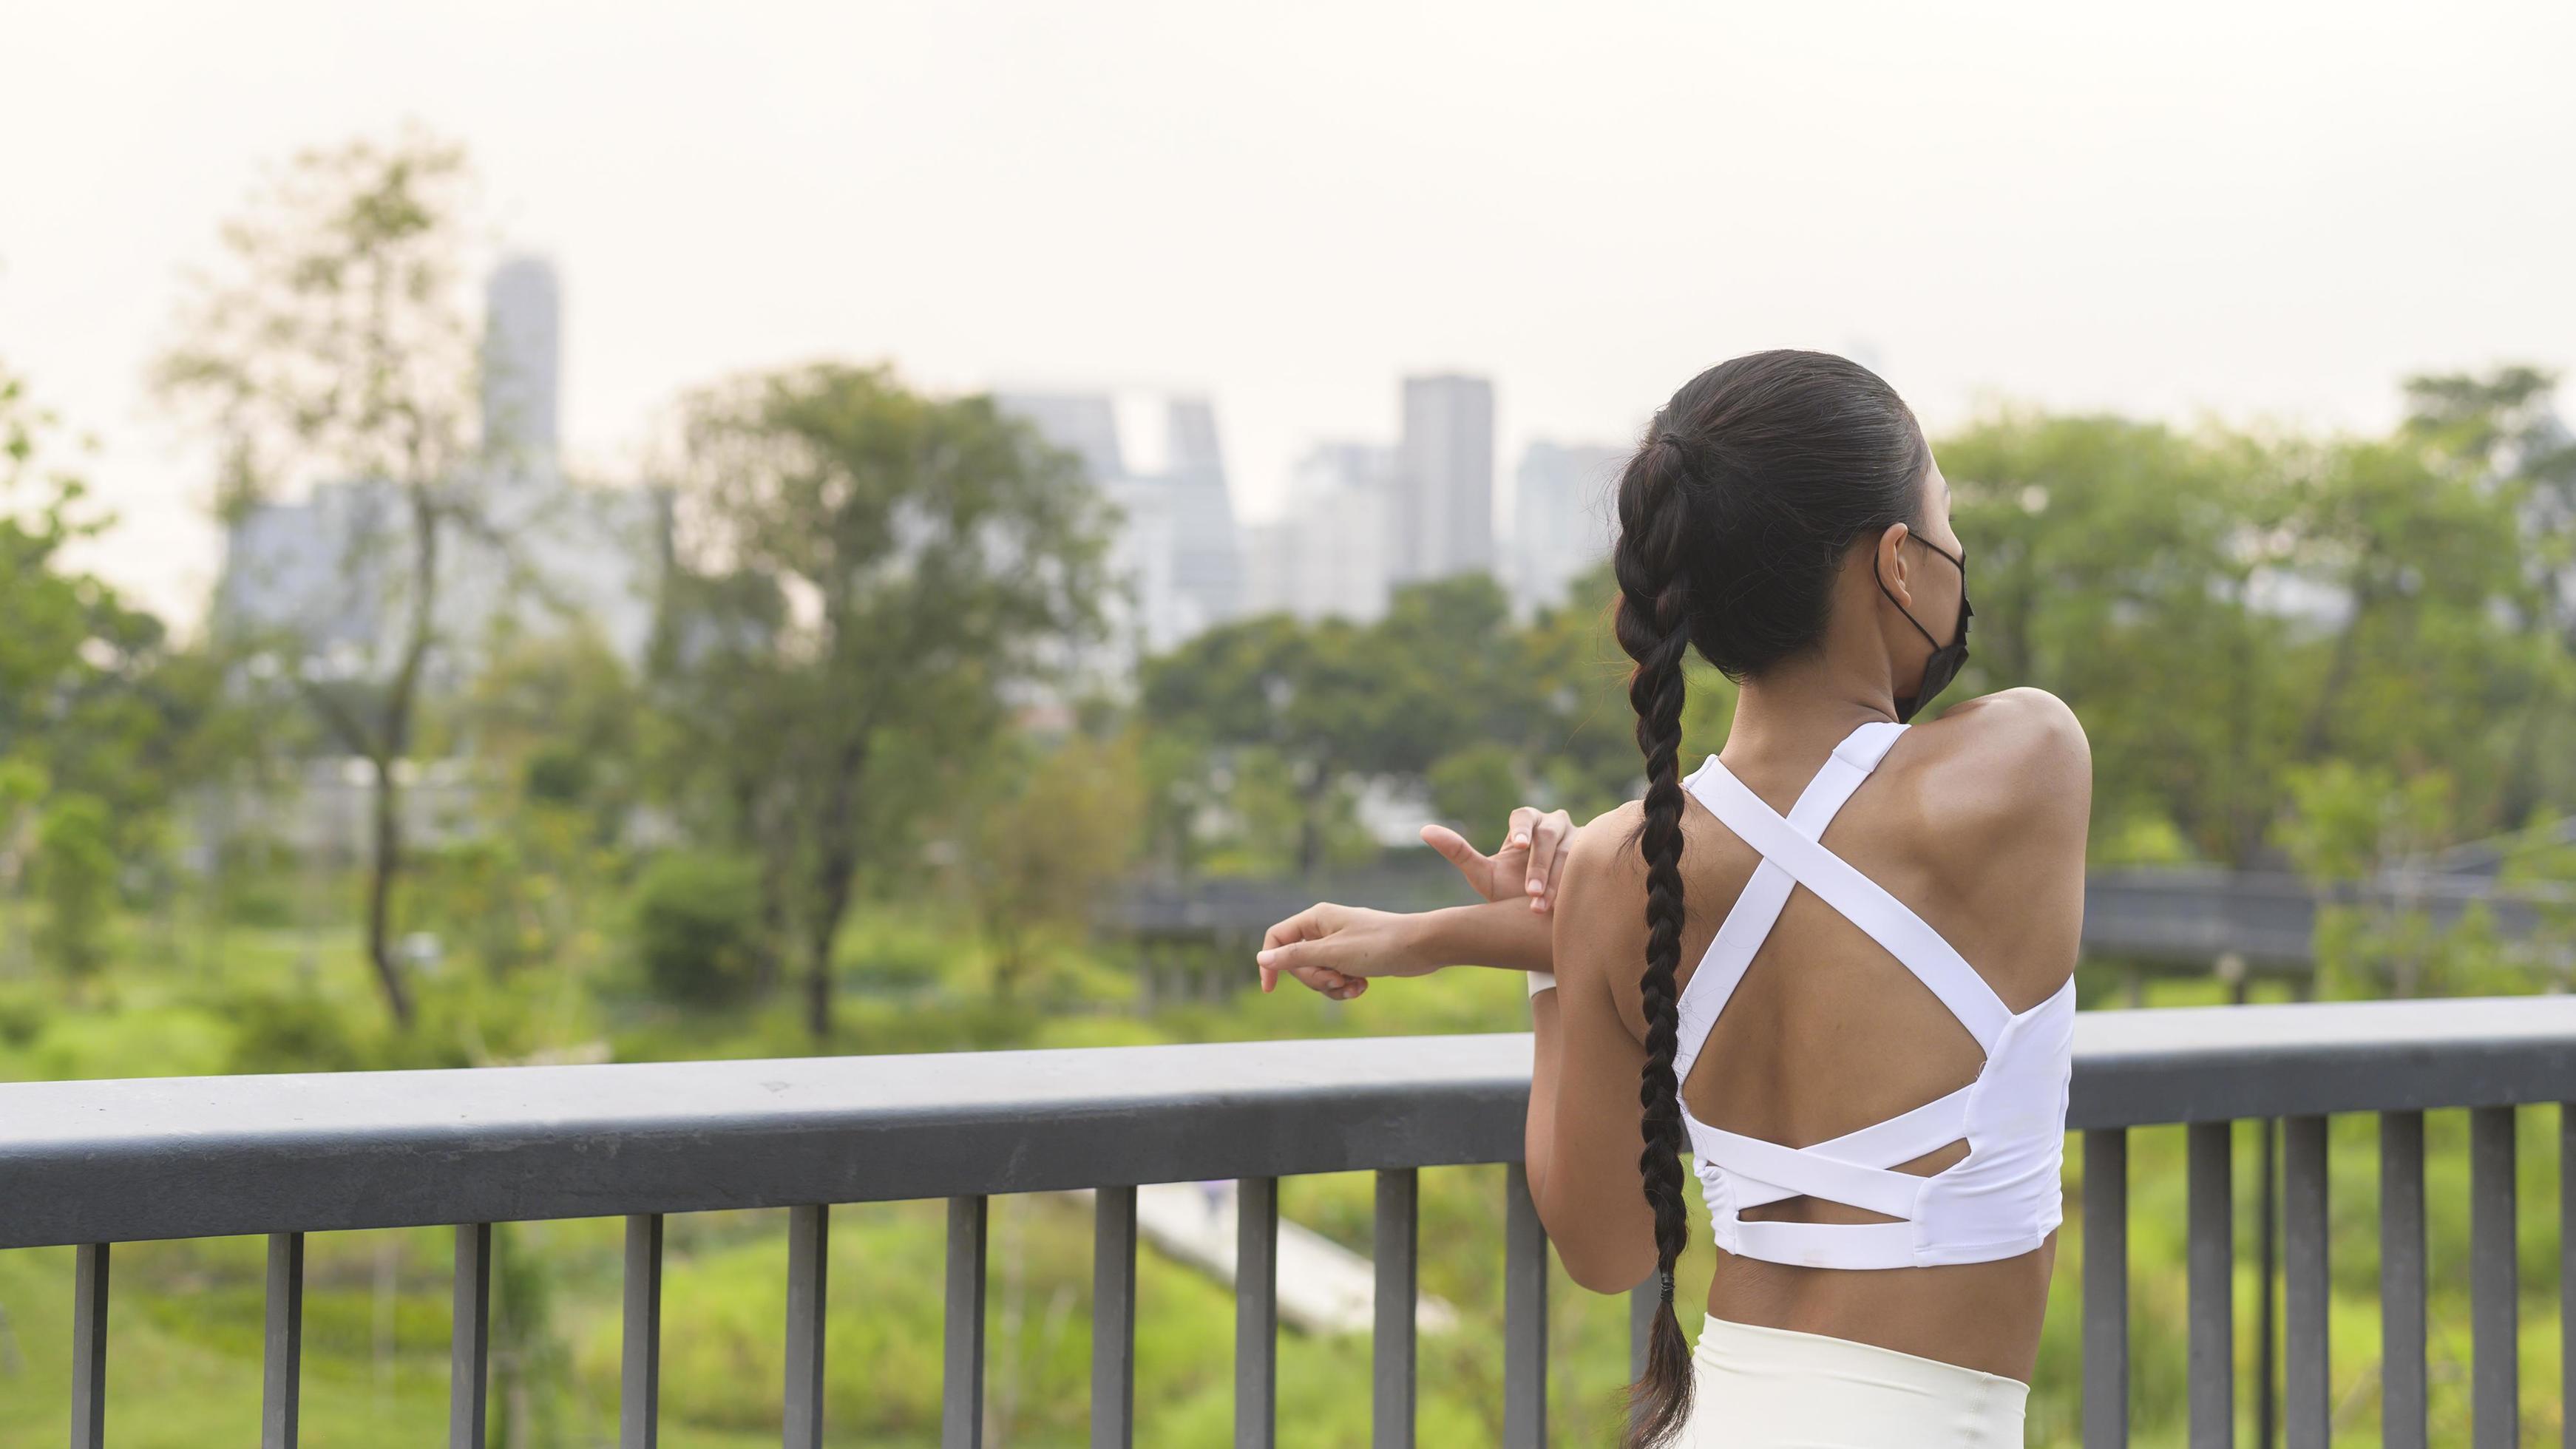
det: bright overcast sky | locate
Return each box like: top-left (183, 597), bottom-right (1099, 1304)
top-left (4, 0), bottom-right (2572, 628)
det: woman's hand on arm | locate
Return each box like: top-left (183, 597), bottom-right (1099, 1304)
top-left (1421, 805), bottom-right (1575, 914)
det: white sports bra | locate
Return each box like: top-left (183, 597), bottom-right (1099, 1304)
top-left (1674, 719), bottom-right (2075, 1271)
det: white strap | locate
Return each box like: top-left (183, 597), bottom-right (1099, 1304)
top-left (1727, 1217), bottom-right (1918, 1271)
top-left (1691, 1123), bottom-right (1925, 1220)
top-left (1687, 761), bottom-right (2013, 1051)
top-left (1689, 1083), bottom-right (1974, 1210)
top-left (1671, 722), bottom-right (1908, 1081)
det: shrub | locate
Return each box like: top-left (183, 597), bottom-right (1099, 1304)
top-left (628, 852), bottom-right (765, 1007)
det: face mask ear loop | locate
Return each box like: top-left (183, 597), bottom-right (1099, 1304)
top-left (1875, 528), bottom-right (1942, 651)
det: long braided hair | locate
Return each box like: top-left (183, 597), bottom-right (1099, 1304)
top-left (1610, 350), bottom-right (1931, 1447)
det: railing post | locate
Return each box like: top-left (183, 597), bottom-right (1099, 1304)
top-left (621, 1214), bottom-right (662, 1449)
top-left (2563, 1102), bottom-right (2575, 1449)
top-left (1236, 1176), bottom-right (1279, 1449)
top-left (2188, 1120), bottom-right (2233, 1448)
top-left (265, 1232), bottom-right (305, 1449)
top-left (2283, 1116), bottom-right (2328, 1449)
top-left (71, 1242), bottom-right (108, 1449)
top-left (2084, 1127), bottom-right (2129, 1449)
top-left (2471, 1106), bottom-right (2518, 1449)
top-left (1092, 1186), bottom-right (1139, 1448)
top-left (943, 1195), bottom-right (987, 1449)
top-left (784, 1204), bottom-right (828, 1449)
top-left (451, 1224), bottom-right (492, 1449)
top-left (1372, 1168), bottom-right (1418, 1449)
top-left (1503, 1161), bottom-right (1548, 1449)
top-left (2257, 1117), bottom-right (2277, 1449)
top-left (1629, 1276), bottom-right (1656, 1382)
top-left (2380, 1110), bottom-right (2427, 1449)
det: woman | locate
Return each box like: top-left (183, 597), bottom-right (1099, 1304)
top-left (1255, 350), bottom-right (2090, 1448)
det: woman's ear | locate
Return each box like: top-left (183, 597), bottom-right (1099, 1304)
top-left (1872, 520), bottom-right (1915, 608)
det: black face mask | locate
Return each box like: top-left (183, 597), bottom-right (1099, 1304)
top-left (1877, 532), bottom-right (1971, 724)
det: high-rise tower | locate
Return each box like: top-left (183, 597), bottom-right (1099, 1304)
top-left (482, 255), bottom-right (560, 466)
top-left (1394, 374), bottom-right (1494, 583)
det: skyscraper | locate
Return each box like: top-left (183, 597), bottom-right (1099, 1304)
top-left (1512, 439), bottom-right (1626, 611)
top-left (481, 255), bottom-right (560, 464)
top-left (1394, 373), bottom-right (1495, 583)
top-left (1241, 443), bottom-right (1394, 624)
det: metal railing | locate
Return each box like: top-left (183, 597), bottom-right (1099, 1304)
top-left (2, 995), bottom-right (2573, 1447)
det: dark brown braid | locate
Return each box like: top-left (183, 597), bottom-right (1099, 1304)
top-left (1606, 353), bottom-right (1931, 1448)
top-left (1611, 430), bottom-right (1701, 1448)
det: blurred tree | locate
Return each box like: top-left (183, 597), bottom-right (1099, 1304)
top-left (2274, 760), bottom-right (2462, 997)
top-left (1, 360), bottom-right (216, 980)
top-left (153, 129), bottom-right (498, 1028)
top-left (1140, 612), bottom-right (1383, 875)
top-left (1940, 412), bottom-right (2299, 865)
top-left (954, 727), bottom-right (1145, 999)
top-left (2395, 364), bottom-right (2576, 828)
top-left (628, 850), bottom-right (766, 1008)
top-left (657, 363), bottom-right (1113, 1041)
top-left (31, 794), bottom-right (114, 988)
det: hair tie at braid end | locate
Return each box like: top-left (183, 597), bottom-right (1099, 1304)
top-left (1658, 1269), bottom-right (1676, 1304)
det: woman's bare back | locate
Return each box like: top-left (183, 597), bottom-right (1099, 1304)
top-left (1556, 687), bottom-right (2089, 1378)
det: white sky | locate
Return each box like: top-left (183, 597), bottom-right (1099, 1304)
top-left (4, 0), bottom-right (2572, 630)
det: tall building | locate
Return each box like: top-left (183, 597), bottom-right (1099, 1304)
top-left (1512, 439), bottom-right (1626, 611)
top-left (996, 390), bottom-right (1245, 667)
top-left (1394, 374), bottom-right (1495, 583)
top-left (1242, 443), bottom-right (1395, 624)
top-left (481, 255), bottom-right (560, 461)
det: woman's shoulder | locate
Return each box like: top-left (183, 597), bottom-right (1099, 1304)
top-left (1904, 690), bottom-right (2092, 1008)
top-left (1908, 687), bottom-right (2092, 839)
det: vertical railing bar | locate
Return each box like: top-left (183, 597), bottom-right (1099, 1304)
top-left (2470, 1105), bottom-right (2518, 1449)
top-left (1629, 1277), bottom-right (1656, 1383)
top-left (1093, 1186), bottom-right (1139, 1448)
top-left (2563, 1102), bottom-right (2574, 1449)
top-left (1372, 1168), bottom-right (1418, 1449)
top-left (1503, 1161), bottom-right (1548, 1449)
top-left (2188, 1120), bottom-right (2234, 1449)
top-left (2257, 1116), bottom-right (2277, 1449)
top-left (2084, 1128), bottom-right (2130, 1449)
top-left (620, 1214), bottom-right (662, 1449)
top-left (2283, 1116), bottom-right (2328, 1449)
top-left (784, 1203), bottom-right (829, 1449)
top-left (2381, 1110), bottom-right (2427, 1449)
top-left (943, 1195), bottom-right (988, 1449)
top-left (451, 1224), bottom-right (492, 1449)
top-left (70, 1242), bottom-right (108, 1449)
top-left (1235, 1176), bottom-right (1279, 1449)
top-left (265, 1232), bottom-right (305, 1449)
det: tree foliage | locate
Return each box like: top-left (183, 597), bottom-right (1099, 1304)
top-left (154, 129), bottom-right (494, 1027)
top-left (652, 362), bottom-right (1116, 1039)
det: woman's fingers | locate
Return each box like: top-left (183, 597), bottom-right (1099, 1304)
top-left (1258, 907), bottom-right (1364, 1000)
top-left (1420, 823), bottom-right (1491, 895)
top-left (1522, 808), bottom-right (1573, 912)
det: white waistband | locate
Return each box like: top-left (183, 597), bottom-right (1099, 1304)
top-left (1676, 1314), bottom-right (2028, 1448)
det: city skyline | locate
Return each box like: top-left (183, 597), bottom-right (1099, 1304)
top-left (6, 1), bottom-right (2572, 630)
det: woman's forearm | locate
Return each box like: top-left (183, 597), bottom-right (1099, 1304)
top-left (1400, 897), bottom-right (1556, 974)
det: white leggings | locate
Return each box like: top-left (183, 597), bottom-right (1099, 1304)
top-left (1672, 1314), bottom-right (2028, 1448)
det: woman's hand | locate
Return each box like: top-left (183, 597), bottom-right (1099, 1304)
top-left (1256, 903), bottom-right (1436, 1001)
top-left (1422, 805), bottom-right (1574, 914)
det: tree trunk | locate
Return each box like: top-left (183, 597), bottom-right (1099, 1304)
top-left (801, 738), bottom-right (870, 1045)
top-left (365, 753), bottom-right (416, 1028)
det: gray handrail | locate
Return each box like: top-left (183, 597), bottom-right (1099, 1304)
top-left (6, 994), bottom-right (2575, 1448)
top-left (2, 996), bottom-right (2572, 1251)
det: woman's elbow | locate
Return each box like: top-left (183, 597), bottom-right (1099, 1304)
top-left (1551, 1233), bottom-right (1655, 1295)
top-left (1536, 1189), bottom-right (1655, 1292)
